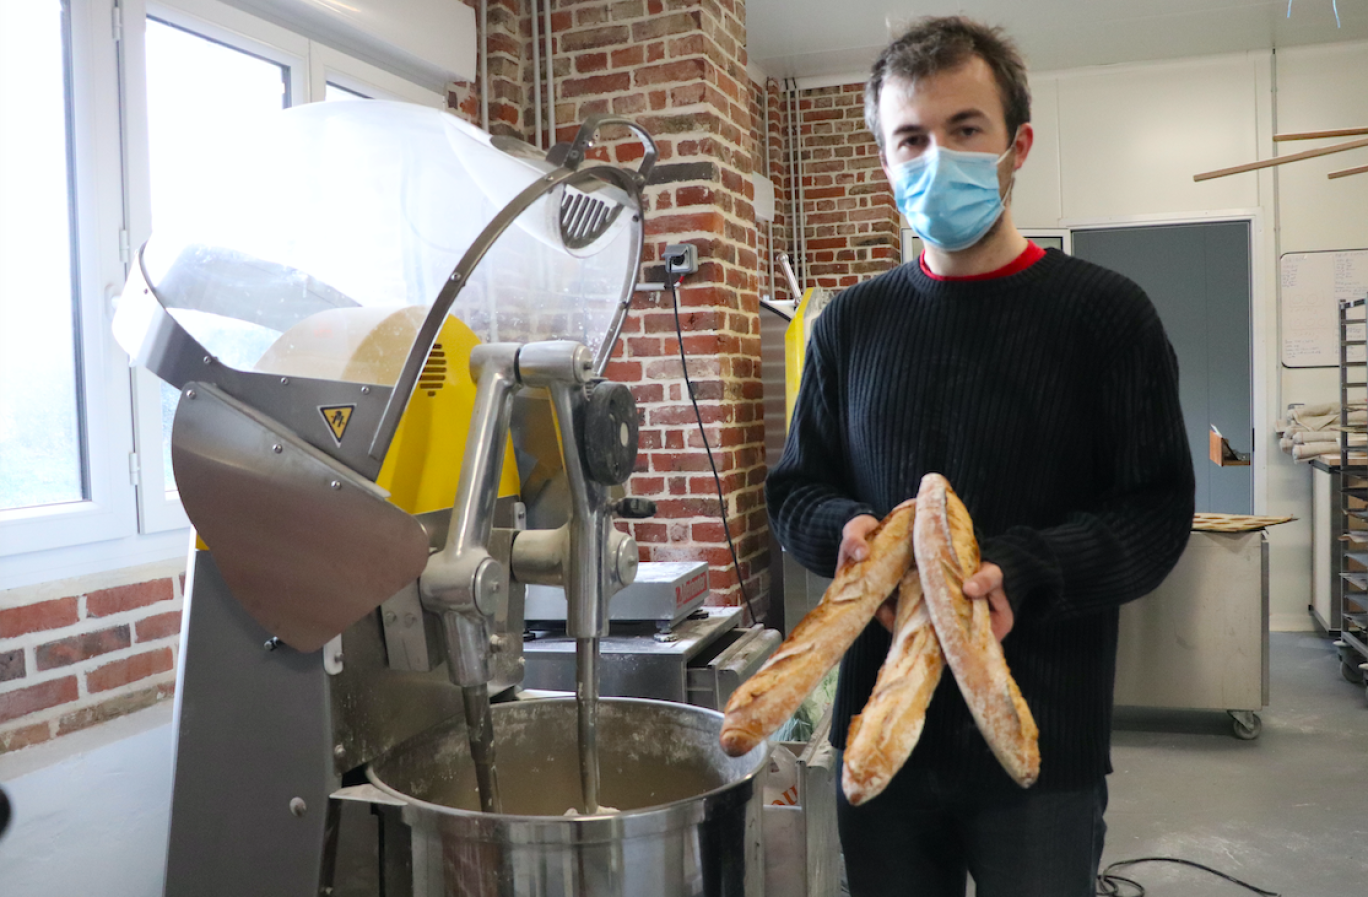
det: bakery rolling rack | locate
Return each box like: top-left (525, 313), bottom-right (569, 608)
top-left (1335, 295), bottom-right (1368, 692)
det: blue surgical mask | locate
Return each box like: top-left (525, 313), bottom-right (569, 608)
top-left (891, 139), bottom-right (1016, 252)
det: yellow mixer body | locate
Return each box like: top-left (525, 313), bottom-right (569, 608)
top-left (254, 305), bottom-right (520, 513)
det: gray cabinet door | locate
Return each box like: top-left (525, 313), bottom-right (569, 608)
top-left (1073, 222), bottom-right (1252, 515)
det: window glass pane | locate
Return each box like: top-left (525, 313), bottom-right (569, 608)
top-left (145, 18), bottom-right (289, 494)
top-left (0, 0), bottom-right (84, 512)
top-left (326, 82), bottom-right (368, 102)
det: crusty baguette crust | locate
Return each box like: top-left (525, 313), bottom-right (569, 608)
top-left (719, 500), bottom-right (917, 757)
top-left (913, 473), bottom-right (1040, 788)
top-left (840, 564), bottom-right (944, 805)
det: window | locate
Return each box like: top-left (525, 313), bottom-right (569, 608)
top-left (0, 0), bottom-right (448, 586)
top-left (0, 0), bottom-right (133, 567)
top-left (136, 9), bottom-right (297, 526)
top-left (326, 82), bottom-right (369, 101)
top-left (0, 0), bottom-right (84, 513)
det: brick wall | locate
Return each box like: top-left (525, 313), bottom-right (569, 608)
top-left (748, 75), bottom-right (787, 304)
top-left (794, 83), bottom-right (901, 291)
top-left (0, 562), bottom-right (184, 755)
top-left (744, 78), bottom-right (900, 303)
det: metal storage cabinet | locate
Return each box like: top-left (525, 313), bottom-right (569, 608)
top-left (1113, 529), bottom-right (1269, 739)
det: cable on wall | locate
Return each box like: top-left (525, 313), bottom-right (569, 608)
top-left (666, 275), bottom-right (758, 624)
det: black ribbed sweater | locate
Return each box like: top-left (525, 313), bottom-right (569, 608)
top-left (767, 249), bottom-right (1195, 791)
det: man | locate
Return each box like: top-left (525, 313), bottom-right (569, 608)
top-left (765, 16), bottom-right (1194, 897)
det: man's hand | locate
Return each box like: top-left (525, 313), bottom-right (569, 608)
top-left (841, 515), bottom-right (904, 632)
top-left (838, 514), bottom-right (880, 569)
top-left (963, 562), bottom-right (1014, 642)
top-left (839, 517), bottom-right (1013, 640)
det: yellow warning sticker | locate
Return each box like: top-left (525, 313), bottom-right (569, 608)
top-left (319, 405), bottom-right (355, 444)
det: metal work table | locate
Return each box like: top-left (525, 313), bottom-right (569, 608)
top-left (523, 606), bottom-right (780, 710)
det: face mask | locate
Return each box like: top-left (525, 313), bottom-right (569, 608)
top-left (891, 137), bottom-right (1016, 253)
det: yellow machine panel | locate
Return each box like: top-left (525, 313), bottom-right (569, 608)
top-left (784, 288), bottom-right (818, 432)
top-left (254, 306), bottom-right (520, 514)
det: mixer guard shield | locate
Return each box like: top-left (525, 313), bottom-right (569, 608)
top-left (172, 381), bottom-right (430, 652)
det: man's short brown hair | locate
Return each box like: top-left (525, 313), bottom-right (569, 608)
top-left (865, 16), bottom-right (1031, 152)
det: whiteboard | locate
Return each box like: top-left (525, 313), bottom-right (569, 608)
top-left (1280, 249), bottom-right (1368, 367)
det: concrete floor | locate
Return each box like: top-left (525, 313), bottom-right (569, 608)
top-left (1103, 631), bottom-right (1368, 896)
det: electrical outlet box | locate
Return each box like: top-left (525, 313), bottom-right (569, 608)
top-left (664, 243), bottom-right (699, 276)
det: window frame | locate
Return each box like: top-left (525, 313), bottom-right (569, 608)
top-left (310, 43), bottom-right (445, 107)
top-left (0, 0), bottom-right (137, 560)
top-left (1, 0), bottom-right (451, 587)
top-left (123, 0), bottom-right (310, 533)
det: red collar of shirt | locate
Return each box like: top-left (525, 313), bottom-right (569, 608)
top-left (919, 241), bottom-right (1046, 281)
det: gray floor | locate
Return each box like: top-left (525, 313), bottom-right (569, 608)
top-left (1103, 631), bottom-right (1368, 896)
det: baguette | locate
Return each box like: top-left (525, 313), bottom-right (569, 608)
top-left (719, 500), bottom-right (917, 757)
top-left (913, 473), bottom-right (1039, 788)
top-left (840, 563), bottom-right (945, 805)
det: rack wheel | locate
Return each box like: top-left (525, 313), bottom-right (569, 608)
top-left (1343, 660), bottom-right (1366, 685)
top-left (1229, 710), bottom-right (1261, 740)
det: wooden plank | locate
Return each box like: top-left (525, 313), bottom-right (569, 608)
top-left (1191, 513), bottom-right (1295, 532)
top-left (1274, 127), bottom-right (1368, 142)
top-left (1193, 136), bottom-right (1368, 182)
top-left (1329, 164), bottom-right (1368, 181)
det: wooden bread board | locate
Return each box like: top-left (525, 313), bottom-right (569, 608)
top-left (1192, 513), bottom-right (1295, 532)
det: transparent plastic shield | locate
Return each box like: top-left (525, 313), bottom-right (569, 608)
top-left (136, 101), bottom-right (639, 385)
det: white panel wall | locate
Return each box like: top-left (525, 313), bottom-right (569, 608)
top-left (1012, 76), bottom-right (1063, 227)
top-left (1275, 40), bottom-right (1368, 418)
top-left (1054, 55), bottom-right (1264, 221)
top-left (1276, 41), bottom-right (1368, 254)
top-left (1268, 41), bottom-right (1368, 629)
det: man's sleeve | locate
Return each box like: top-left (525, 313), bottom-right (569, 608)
top-left (765, 311), bottom-right (876, 579)
top-left (978, 314), bottom-right (1196, 619)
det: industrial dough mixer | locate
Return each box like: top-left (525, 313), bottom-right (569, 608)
top-left (112, 100), bottom-right (768, 897)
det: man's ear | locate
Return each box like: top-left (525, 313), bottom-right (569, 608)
top-left (1011, 122), bottom-right (1035, 170)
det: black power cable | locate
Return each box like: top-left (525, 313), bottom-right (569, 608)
top-left (666, 274), bottom-right (757, 624)
top-left (1097, 857), bottom-right (1281, 897)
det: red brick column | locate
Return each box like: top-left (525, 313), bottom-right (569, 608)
top-left (550, 0), bottom-right (768, 617)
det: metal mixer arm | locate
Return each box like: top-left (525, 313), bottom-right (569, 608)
top-left (419, 343), bottom-right (520, 687)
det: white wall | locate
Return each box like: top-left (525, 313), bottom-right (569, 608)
top-left (0, 704), bottom-right (173, 896)
top-left (1267, 41), bottom-right (1368, 629)
top-left (1276, 40), bottom-right (1368, 410)
top-left (1012, 43), bottom-right (1368, 630)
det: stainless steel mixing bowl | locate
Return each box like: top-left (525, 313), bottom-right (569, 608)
top-left (366, 696), bottom-right (769, 897)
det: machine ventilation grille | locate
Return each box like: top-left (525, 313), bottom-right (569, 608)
top-left (420, 343), bottom-right (447, 396)
top-left (559, 190), bottom-right (621, 250)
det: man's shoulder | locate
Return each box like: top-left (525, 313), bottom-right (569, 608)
top-left (1041, 250), bottom-right (1148, 300)
top-left (1036, 250), bottom-right (1159, 330)
top-left (822, 265), bottom-right (913, 320)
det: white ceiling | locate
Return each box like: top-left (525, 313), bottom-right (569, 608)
top-left (748, 0), bottom-right (1368, 83)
